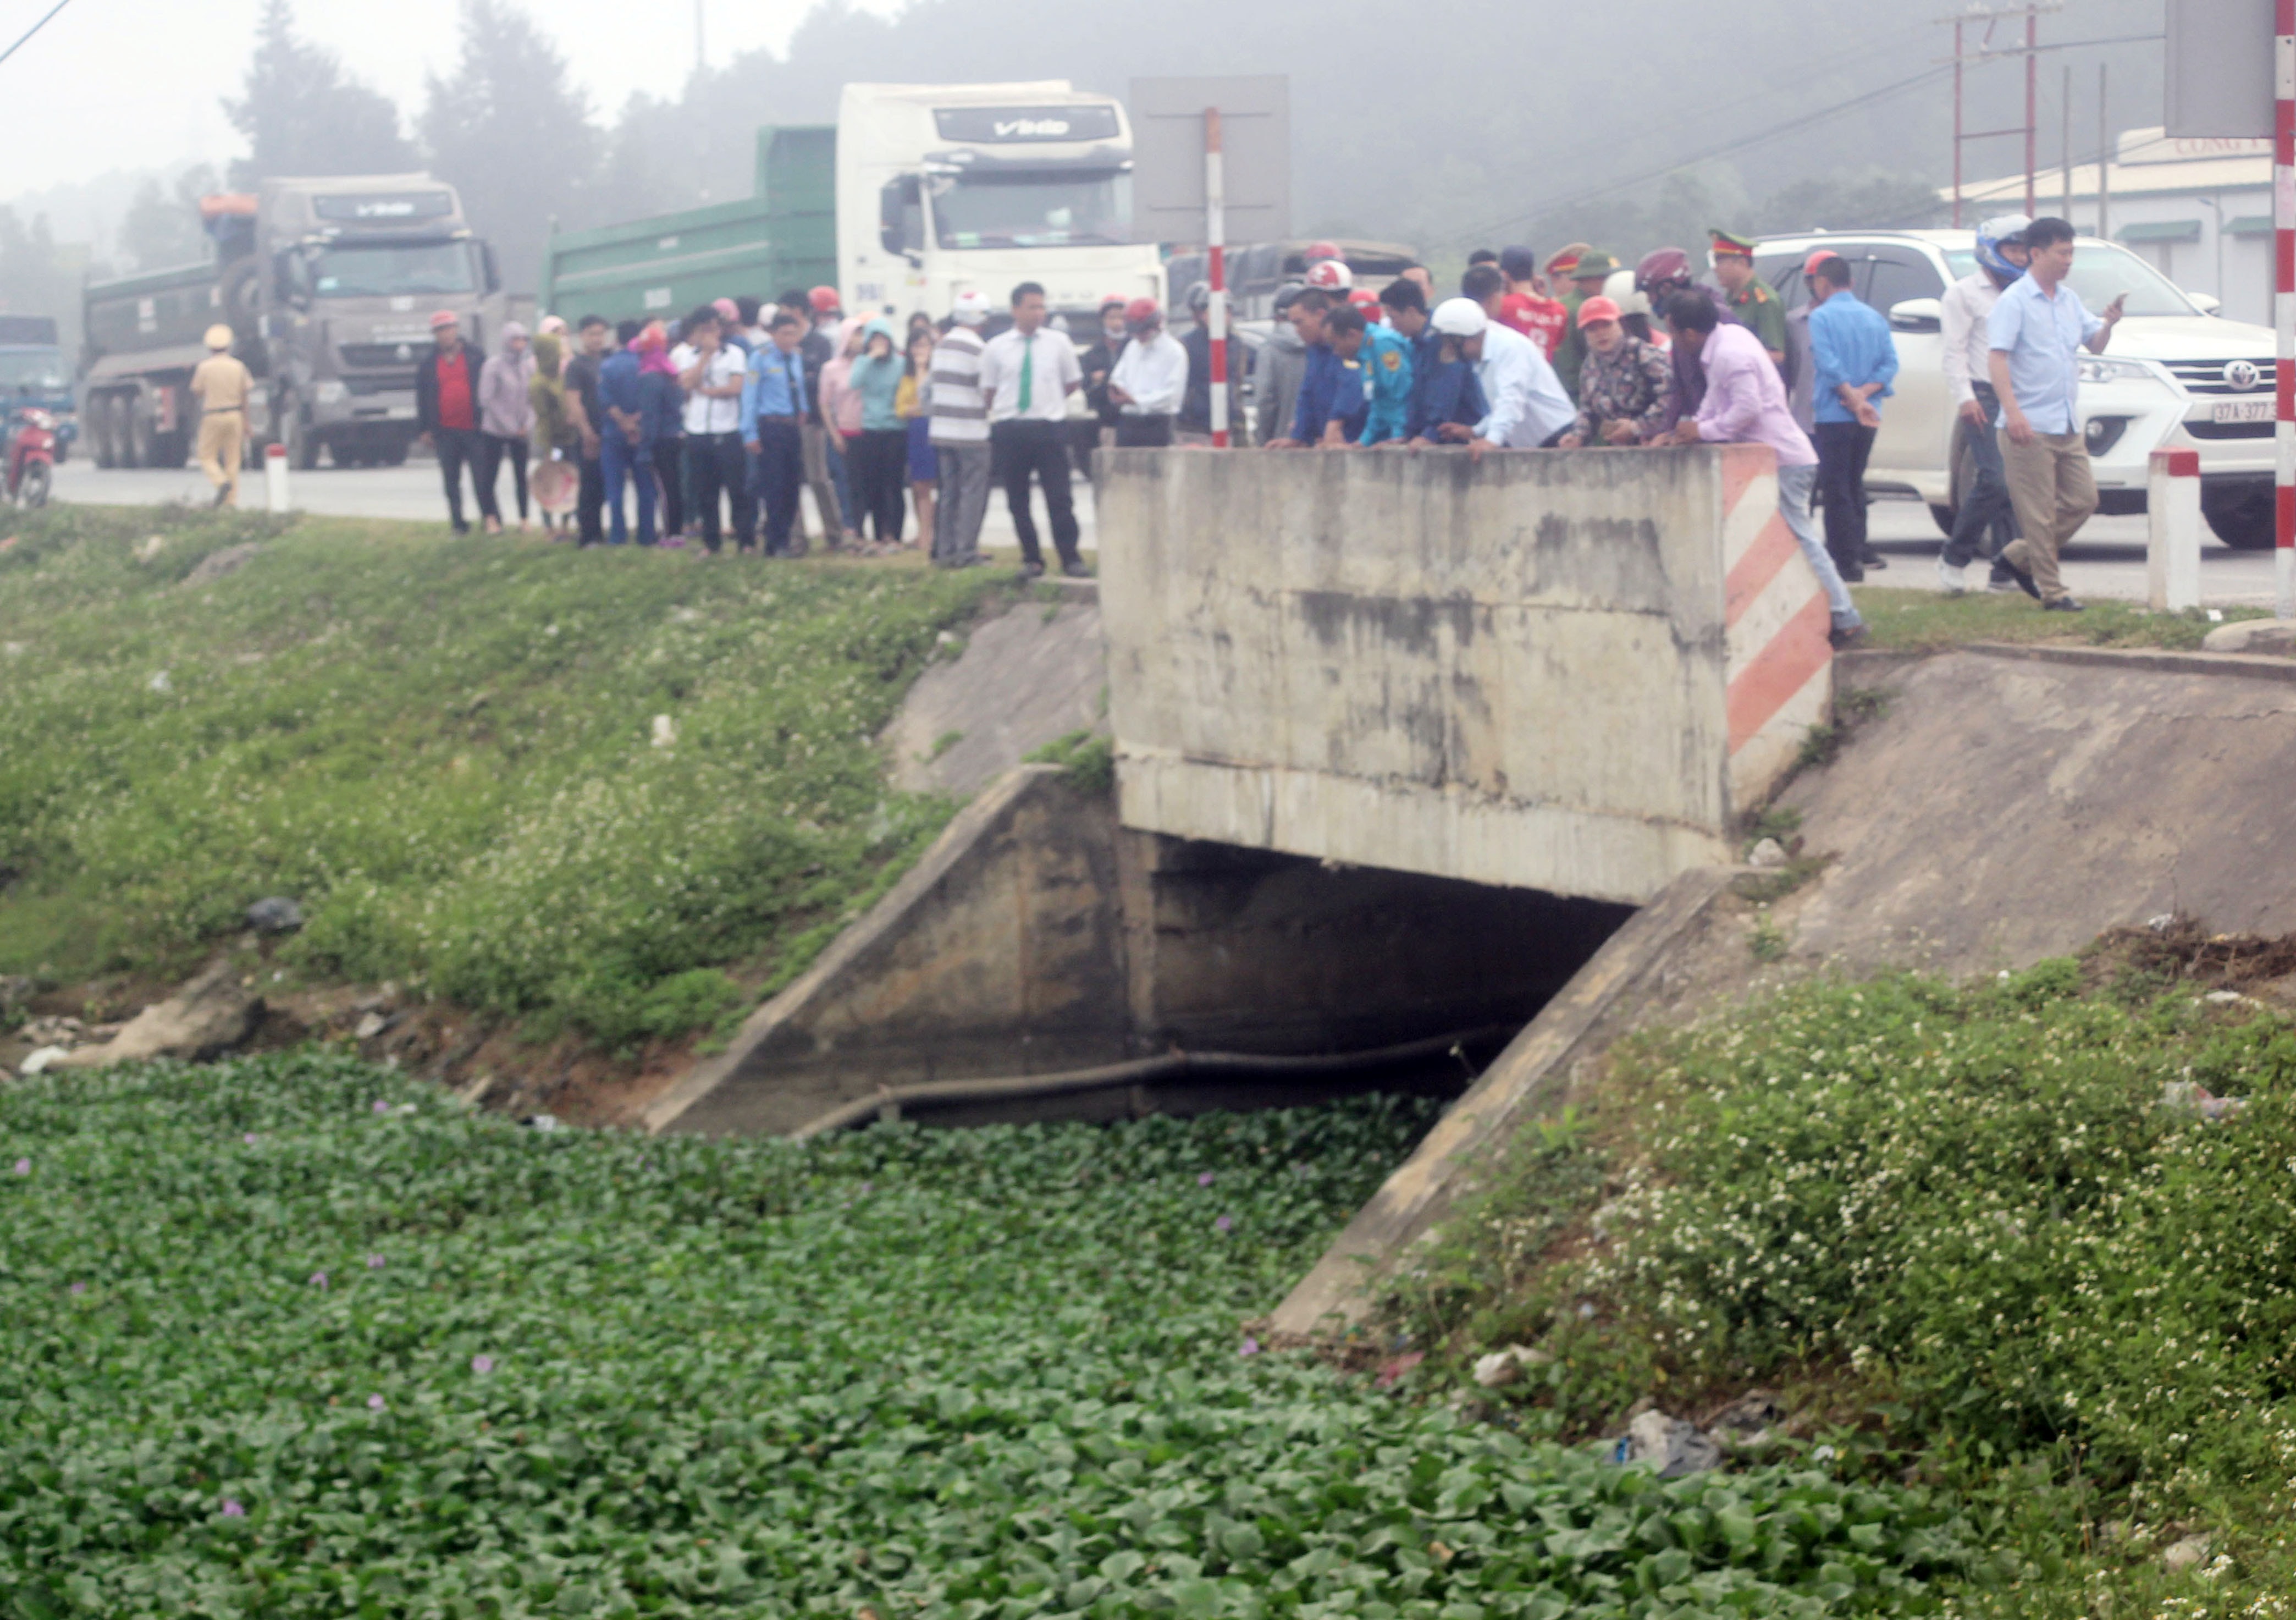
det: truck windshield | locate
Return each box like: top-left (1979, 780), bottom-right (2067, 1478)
top-left (0, 349), bottom-right (69, 392)
top-left (1942, 242), bottom-right (2197, 318)
top-left (929, 171), bottom-right (1130, 249)
top-left (308, 242), bottom-right (477, 298)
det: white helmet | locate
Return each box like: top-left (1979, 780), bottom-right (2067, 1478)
top-left (1430, 297), bottom-right (1489, 338)
top-left (1602, 267), bottom-right (1651, 319)
top-left (1304, 260), bottom-right (1354, 293)
top-left (949, 290), bottom-right (990, 327)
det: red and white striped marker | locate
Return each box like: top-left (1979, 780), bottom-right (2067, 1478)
top-left (2149, 448), bottom-right (2203, 611)
top-left (1204, 107), bottom-right (1229, 449)
top-left (2277, 0), bottom-right (2293, 616)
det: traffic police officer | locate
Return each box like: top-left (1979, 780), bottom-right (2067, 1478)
top-left (1708, 229), bottom-right (1786, 368)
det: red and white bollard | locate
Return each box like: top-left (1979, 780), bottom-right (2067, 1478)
top-left (2276, 0), bottom-right (2293, 616)
top-left (2148, 448), bottom-right (2202, 612)
top-left (264, 442), bottom-right (290, 515)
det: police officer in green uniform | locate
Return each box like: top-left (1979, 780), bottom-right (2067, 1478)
top-left (1708, 229), bottom-right (1786, 368)
top-left (1553, 250), bottom-right (1619, 402)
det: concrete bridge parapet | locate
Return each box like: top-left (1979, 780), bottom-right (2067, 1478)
top-left (1095, 444), bottom-right (1833, 905)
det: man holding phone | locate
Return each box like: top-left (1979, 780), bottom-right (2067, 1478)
top-left (1986, 216), bottom-right (2126, 611)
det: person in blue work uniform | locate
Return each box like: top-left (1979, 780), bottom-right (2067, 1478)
top-left (1359, 293), bottom-right (1416, 445)
top-left (598, 319), bottom-right (675, 545)
top-left (1803, 250), bottom-right (1899, 582)
top-left (1263, 289), bottom-right (1367, 448)
top-left (741, 311), bottom-right (810, 557)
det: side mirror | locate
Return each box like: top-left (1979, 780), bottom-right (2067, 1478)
top-left (879, 177), bottom-right (923, 263)
top-left (481, 243), bottom-right (501, 295)
top-left (2188, 290), bottom-right (2222, 316)
top-left (1888, 296), bottom-right (1942, 334)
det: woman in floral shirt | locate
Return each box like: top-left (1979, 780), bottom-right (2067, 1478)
top-left (1558, 296), bottom-right (1673, 447)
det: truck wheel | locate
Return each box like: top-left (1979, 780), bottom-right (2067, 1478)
top-left (90, 396), bottom-right (118, 468)
top-left (126, 398), bottom-right (154, 469)
top-left (2203, 483), bottom-right (2277, 551)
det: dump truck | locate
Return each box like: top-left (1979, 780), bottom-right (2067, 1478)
top-left (81, 174), bottom-right (502, 471)
top-left (539, 82), bottom-right (1163, 335)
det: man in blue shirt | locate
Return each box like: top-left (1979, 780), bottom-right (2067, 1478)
top-left (741, 312), bottom-right (810, 556)
top-left (1987, 216), bottom-right (2126, 610)
top-left (1804, 252), bottom-right (1898, 583)
top-left (1262, 289), bottom-right (1366, 448)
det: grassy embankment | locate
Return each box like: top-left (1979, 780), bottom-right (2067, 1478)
top-left (1848, 585), bottom-right (2275, 653)
top-left (3, 1057), bottom-right (1995, 1617)
top-left (0, 503), bottom-right (1005, 1046)
top-left (1392, 933), bottom-right (2296, 1615)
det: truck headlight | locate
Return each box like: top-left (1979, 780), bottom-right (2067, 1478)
top-left (313, 379), bottom-right (349, 405)
top-left (2077, 356), bottom-right (2154, 384)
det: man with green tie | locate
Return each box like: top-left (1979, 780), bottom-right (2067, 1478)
top-left (979, 280), bottom-right (1088, 578)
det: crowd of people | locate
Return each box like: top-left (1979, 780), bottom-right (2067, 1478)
top-left (398, 217), bottom-right (2126, 615)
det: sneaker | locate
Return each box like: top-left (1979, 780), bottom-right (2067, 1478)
top-left (1861, 550), bottom-right (1889, 571)
top-left (1829, 622), bottom-right (1870, 651)
top-left (1061, 560), bottom-right (1093, 578)
top-left (2043, 596), bottom-right (2085, 613)
top-left (1935, 556), bottom-right (1966, 596)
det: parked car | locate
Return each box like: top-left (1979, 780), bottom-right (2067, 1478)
top-left (1753, 229), bottom-right (2278, 548)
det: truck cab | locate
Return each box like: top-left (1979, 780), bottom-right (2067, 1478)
top-left (840, 82), bottom-right (1163, 334)
top-left (1753, 229), bottom-right (2281, 549)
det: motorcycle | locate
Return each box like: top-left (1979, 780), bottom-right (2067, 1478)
top-left (5, 406), bottom-right (55, 508)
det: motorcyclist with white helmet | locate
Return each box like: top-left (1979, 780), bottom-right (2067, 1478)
top-left (1937, 213), bottom-right (2033, 594)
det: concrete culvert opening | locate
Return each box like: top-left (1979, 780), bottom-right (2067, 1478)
top-left (645, 765), bottom-right (1634, 1139)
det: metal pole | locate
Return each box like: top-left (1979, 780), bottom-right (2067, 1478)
top-left (2023, 7), bottom-right (2038, 217)
top-left (1205, 107), bottom-right (1230, 449)
top-left (2277, 0), bottom-right (2294, 615)
top-left (2061, 64), bottom-right (2072, 218)
top-left (1952, 19), bottom-right (1965, 228)
top-left (2097, 63), bottom-right (2109, 241)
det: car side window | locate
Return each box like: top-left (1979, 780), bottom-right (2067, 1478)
top-left (1863, 247), bottom-right (1946, 316)
top-left (1756, 253), bottom-right (1806, 310)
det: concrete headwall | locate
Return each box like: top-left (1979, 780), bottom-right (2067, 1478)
top-left (1095, 445), bottom-right (1833, 905)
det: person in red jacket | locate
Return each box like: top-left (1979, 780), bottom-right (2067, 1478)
top-left (413, 311), bottom-right (489, 535)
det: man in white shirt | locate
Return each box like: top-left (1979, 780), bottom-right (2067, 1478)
top-left (929, 290), bottom-right (995, 569)
top-left (979, 280), bottom-right (1088, 578)
top-left (1426, 298), bottom-right (1576, 458)
top-left (1936, 214), bottom-right (2029, 594)
top-left (1106, 297), bottom-right (1187, 448)
top-left (672, 305), bottom-right (754, 553)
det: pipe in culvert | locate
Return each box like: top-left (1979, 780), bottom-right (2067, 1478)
top-left (784, 1024), bottom-right (1522, 1142)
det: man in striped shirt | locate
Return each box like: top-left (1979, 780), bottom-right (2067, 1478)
top-left (928, 290), bottom-right (995, 567)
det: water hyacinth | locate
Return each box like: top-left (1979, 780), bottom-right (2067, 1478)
top-left (308, 1271), bottom-right (327, 1288)
top-left (219, 1500), bottom-right (245, 1518)
top-left (12, 1156), bottom-right (27, 1175)
top-left (470, 1354), bottom-right (494, 1375)
top-left (366, 1394), bottom-right (386, 1412)
top-left (367, 1253), bottom-right (384, 1269)
top-left (1214, 1214), bottom-right (1234, 1232)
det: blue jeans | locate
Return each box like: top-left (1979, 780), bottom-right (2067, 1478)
top-left (825, 432), bottom-right (858, 534)
top-left (1778, 461), bottom-right (1862, 631)
top-left (1941, 383), bottom-right (2018, 569)
top-left (600, 433), bottom-right (656, 546)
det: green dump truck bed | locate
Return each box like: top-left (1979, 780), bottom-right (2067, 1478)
top-left (539, 126), bottom-right (835, 323)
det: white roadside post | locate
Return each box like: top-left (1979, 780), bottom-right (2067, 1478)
top-left (1205, 107), bottom-right (1229, 449)
top-left (2148, 449), bottom-right (2203, 611)
top-left (264, 442), bottom-right (290, 514)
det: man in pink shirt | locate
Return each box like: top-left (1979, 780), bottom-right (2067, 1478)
top-left (1664, 290), bottom-right (1865, 648)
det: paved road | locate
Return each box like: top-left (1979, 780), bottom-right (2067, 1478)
top-left (46, 460), bottom-right (2279, 605)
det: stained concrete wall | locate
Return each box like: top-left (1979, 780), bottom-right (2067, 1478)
top-left (649, 765), bottom-right (1627, 1138)
top-left (1095, 446), bottom-right (1831, 905)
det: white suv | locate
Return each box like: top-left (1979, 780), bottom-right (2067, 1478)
top-left (1753, 230), bottom-right (2278, 549)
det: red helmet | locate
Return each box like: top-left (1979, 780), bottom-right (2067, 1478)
top-left (1635, 247), bottom-right (1693, 293)
top-left (1302, 239), bottom-right (1343, 265)
top-left (1347, 288), bottom-right (1381, 317)
top-left (807, 285), bottom-right (842, 313)
top-left (1123, 296), bottom-right (1162, 328)
top-left (1304, 260), bottom-right (1353, 292)
top-left (1099, 291), bottom-right (1129, 311)
top-left (1803, 249), bottom-right (1847, 279)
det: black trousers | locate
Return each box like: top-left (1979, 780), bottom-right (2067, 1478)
top-left (749, 421), bottom-right (803, 555)
top-left (687, 431), bottom-right (753, 552)
top-left (435, 426), bottom-right (485, 531)
top-left (1813, 421), bottom-right (1876, 584)
top-left (990, 418), bottom-right (1079, 569)
top-left (652, 436), bottom-right (685, 538)
top-left (476, 432), bottom-right (528, 522)
top-left (848, 427), bottom-right (909, 543)
top-left (577, 454), bottom-right (604, 545)
top-left (1114, 415), bottom-right (1173, 448)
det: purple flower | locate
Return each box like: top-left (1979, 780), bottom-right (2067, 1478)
top-left (1214, 1214), bottom-right (1234, 1232)
top-left (11, 1158), bottom-right (28, 1176)
top-left (471, 1354), bottom-right (495, 1375)
top-left (1197, 1171), bottom-right (1216, 1187)
top-left (367, 1254), bottom-right (385, 1270)
top-left (372, 1100), bottom-right (389, 1115)
top-left (1239, 1336), bottom-right (1261, 1356)
top-left (309, 1271), bottom-right (328, 1288)
top-left (220, 1498), bottom-right (246, 1518)
top-left (858, 1181), bottom-right (873, 1195)
top-left (68, 1281), bottom-right (87, 1296)
top-left (367, 1394), bottom-right (386, 1412)
top-left (243, 1133), bottom-right (258, 1146)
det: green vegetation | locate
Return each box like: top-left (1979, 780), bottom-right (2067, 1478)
top-left (0, 505), bottom-right (1004, 1044)
top-left (1025, 728), bottom-right (1117, 795)
top-left (0, 1055), bottom-right (1991, 1617)
top-left (1849, 586), bottom-right (2272, 654)
top-left (1394, 945), bottom-right (2296, 1612)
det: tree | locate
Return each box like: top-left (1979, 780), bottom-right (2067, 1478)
top-left (119, 166), bottom-right (220, 272)
top-left (420, 0), bottom-right (601, 295)
top-left (224, 0), bottom-right (416, 184)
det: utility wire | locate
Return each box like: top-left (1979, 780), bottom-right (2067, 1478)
top-left (0, 0), bottom-right (74, 69)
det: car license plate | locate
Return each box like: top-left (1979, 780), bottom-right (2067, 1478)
top-left (2214, 398), bottom-right (2273, 424)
